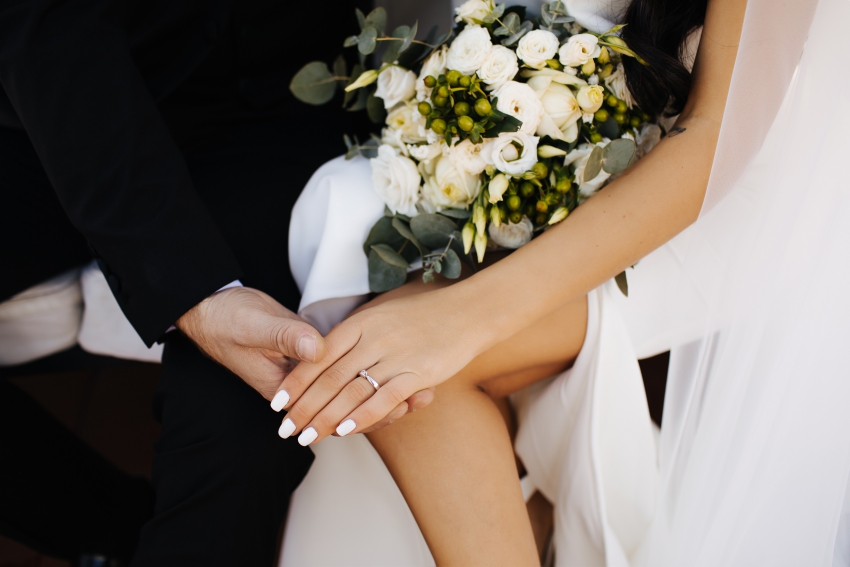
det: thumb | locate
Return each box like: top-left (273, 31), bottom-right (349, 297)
top-left (246, 312), bottom-right (326, 363)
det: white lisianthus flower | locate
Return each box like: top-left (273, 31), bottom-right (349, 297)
top-left (449, 139), bottom-right (487, 175)
top-left (494, 81), bottom-right (543, 134)
top-left (488, 173), bottom-right (510, 203)
top-left (634, 123), bottom-right (662, 159)
top-left (477, 45), bottom-right (519, 91)
top-left (576, 84), bottom-right (605, 113)
top-left (454, 0), bottom-right (493, 25)
top-left (408, 142), bottom-right (443, 162)
top-left (559, 33), bottom-right (602, 67)
top-left (375, 66), bottom-right (417, 109)
top-left (603, 63), bottom-right (635, 108)
top-left (385, 102), bottom-right (428, 145)
top-left (564, 141), bottom-right (612, 197)
top-left (447, 25), bottom-right (492, 75)
top-left (484, 132), bottom-right (539, 176)
top-left (421, 153), bottom-right (482, 210)
top-left (489, 216), bottom-right (533, 248)
top-left (371, 145), bottom-right (422, 216)
top-left (516, 30), bottom-right (560, 70)
top-left (531, 82), bottom-right (581, 143)
top-left (416, 45), bottom-right (449, 100)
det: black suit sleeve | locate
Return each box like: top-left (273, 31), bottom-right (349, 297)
top-left (0, 0), bottom-right (243, 346)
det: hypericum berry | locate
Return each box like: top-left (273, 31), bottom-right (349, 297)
top-left (531, 162), bottom-right (549, 179)
top-left (589, 132), bottom-right (603, 143)
top-left (524, 203), bottom-right (537, 217)
top-left (594, 109), bottom-right (610, 123)
top-left (418, 102), bottom-right (432, 116)
top-left (473, 98), bottom-right (492, 117)
top-left (433, 95), bottom-right (448, 108)
top-left (535, 200), bottom-right (549, 213)
top-left (616, 100), bottom-right (628, 114)
top-left (458, 116), bottom-right (474, 132)
top-left (506, 194), bottom-right (522, 211)
top-left (431, 118), bottom-right (448, 135)
top-left (545, 192), bottom-right (560, 206)
top-left (613, 113), bottom-right (627, 125)
top-left (423, 75), bottom-right (437, 88)
top-left (509, 211), bottom-right (523, 224)
top-left (519, 181), bottom-right (535, 198)
top-left (535, 213), bottom-right (548, 225)
top-left (606, 94), bottom-right (619, 107)
top-left (459, 75), bottom-right (472, 88)
top-left (630, 116), bottom-right (641, 128)
top-left (447, 70), bottom-right (462, 87)
top-left (437, 86), bottom-right (450, 98)
top-left (454, 101), bottom-right (471, 116)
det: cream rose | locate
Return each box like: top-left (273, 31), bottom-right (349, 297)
top-left (371, 145), bottom-right (422, 216)
top-left (488, 216), bottom-right (533, 248)
top-left (375, 66), bottom-right (417, 109)
top-left (563, 141), bottom-right (612, 197)
top-left (416, 45), bottom-right (448, 100)
top-left (421, 153), bottom-right (482, 210)
top-left (559, 33), bottom-right (602, 67)
top-left (494, 81), bottom-right (543, 134)
top-left (408, 142), bottom-right (443, 162)
top-left (384, 102), bottom-right (428, 145)
top-left (603, 63), bottom-right (635, 108)
top-left (477, 45), bottom-right (519, 91)
top-left (449, 138), bottom-right (487, 175)
top-left (447, 25), bottom-right (492, 75)
top-left (516, 29), bottom-right (560, 70)
top-left (484, 132), bottom-right (539, 176)
top-left (454, 0), bottom-right (493, 25)
top-left (576, 84), bottom-right (605, 113)
top-left (532, 82), bottom-right (581, 143)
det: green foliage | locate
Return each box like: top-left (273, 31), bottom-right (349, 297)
top-left (368, 249), bottom-right (407, 292)
top-left (410, 214), bottom-right (458, 249)
top-left (602, 138), bottom-right (636, 174)
top-left (358, 27), bottom-right (378, 55)
top-left (615, 270), bottom-right (629, 297)
top-left (366, 92), bottom-right (386, 124)
top-left (370, 243), bottom-right (410, 269)
top-left (289, 62), bottom-right (338, 105)
top-left (583, 146), bottom-right (604, 183)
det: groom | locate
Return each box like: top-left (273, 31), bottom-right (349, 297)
top-left (0, 0), bottom-right (370, 565)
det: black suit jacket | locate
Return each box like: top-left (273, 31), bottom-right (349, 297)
top-left (0, 0), bottom-right (367, 346)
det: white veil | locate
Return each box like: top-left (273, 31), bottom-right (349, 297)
top-left (643, 0), bottom-right (850, 564)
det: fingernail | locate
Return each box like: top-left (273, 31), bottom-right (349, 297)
top-left (270, 390), bottom-right (290, 412)
top-left (298, 427), bottom-right (318, 446)
top-left (296, 335), bottom-right (317, 362)
top-left (278, 418), bottom-right (296, 439)
top-left (336, 419), bottom-right (356, 437)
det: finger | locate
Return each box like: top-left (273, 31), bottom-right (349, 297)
top-left (406, 387), bottom-right (436, 413)
top-left (332, 373), bottom-right (424, 436)
top-left (270, 319), bottom-right (363, 413)
top-left (242, 310), bottom-right (325, 364)
top-left (359, 401), bottom-right (410, 434)
top-left (291, 372), bottom-right (383, 445)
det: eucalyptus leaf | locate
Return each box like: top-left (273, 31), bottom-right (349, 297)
top-left (368, 250), bottom-right (407, 292)
top-left (439, 209), bottom-right (472, 220)
top-left (615, 270), bottom-right (629, 297)
top-left (343, 64), bottom-right (364, 108)
top-left (363, 216), bottom-right (405, 256)
top-left (344, 35), bottom-right (359, 48)
top-left (382, 26), bottom-right (408, 63)
top-left (370, 244), bottom-right (411, 269)
top-left (355, 8), bottom-right (367, 30)
top-left (358, 27), bottom-right (378, 55)
top-left (347, 85), bottom-right (369, 112)
top-left (392, 217), bottom-right (427, 257)
top-left (401, 21), bottom-right (418, 52)
top-left (345, 145), bottom-right (360, 160)
top-left (442, 248), bottom-right (462, 279)
top-left (332, 55), bottom-right (347, 82)
top-left (433, 260), bottom-right (442, 274)
top-left (583, 146), bottom-right (604, 183)
top-left (367, 91), bottom-right (387, 124)
top-left (602, 138), bottom-right (636, 174)
top-left (289, 61), bottom-right (337, 105)
top-left (598, 117), bottom-right (620, 140)
top-left (494, 12), bottom-right (521, 36)
top-left (501, 20), bottom-right (533, 46)
top-left (364, 7), bottom-right (387, 36)
top-left (410, 213), bottom-right (457, 248)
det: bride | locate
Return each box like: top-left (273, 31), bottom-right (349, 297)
top-left (278, 0), bottom-right (850, 565)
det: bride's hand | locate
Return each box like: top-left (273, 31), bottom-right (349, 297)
top-left (272, 285), bottom-right (491, 445)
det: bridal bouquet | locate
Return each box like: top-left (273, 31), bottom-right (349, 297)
top-left (291, 1), bottom-right (660, 293)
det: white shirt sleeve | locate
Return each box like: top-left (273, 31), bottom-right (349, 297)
top-left (166, 280), bottom-right (243, 333)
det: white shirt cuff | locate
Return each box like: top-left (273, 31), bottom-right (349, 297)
top-left (166, 280), bottom-right (243, 334)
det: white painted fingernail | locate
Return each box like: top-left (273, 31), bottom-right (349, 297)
top-left (270, 390), bottom-right (290, 412)
top-left (336, 419), bottom-right (356, 437)
top-left (298, 427), bottom-right (318, 446)
top-left (278, 418), bottom-right (296, 439)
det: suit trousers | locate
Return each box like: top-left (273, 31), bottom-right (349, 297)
top-left (0, 120), bottom-right (324, 565)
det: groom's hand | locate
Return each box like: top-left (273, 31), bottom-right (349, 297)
top-left (177, 286), bottom-right (326, 400)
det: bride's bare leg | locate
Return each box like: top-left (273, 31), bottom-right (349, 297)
top-left (356, 270), bottom-right (587, 566)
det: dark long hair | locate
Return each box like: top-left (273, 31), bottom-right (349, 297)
top-left (620, 0), bottom-right (708, 116)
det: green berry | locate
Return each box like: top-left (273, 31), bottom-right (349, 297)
top-left (431, 119), bottom-right (447, 135)
top-left (447, 70), bottom-right (462, 87)
top-left (459, 75), bottom-right (472, 88)
top-left (474, 98), bottom-right (492, 117)
top-left (535, 213), bottom-right (548, 225)
top-left (531, 162), bottom-right (549, 179)
top-left (606, 94), bottom-right (619, 107)
top-left (613, 113), bottom-right (627, 125)
top-left (437, 86), bottom-right (450, 98)
top-left (594, 109), bottom-right (610, 123)
top-left (545, 192), bottom-right (560, 206)
top-left (506, 194), bottom-right (522, 211)
top-left (418, 101), bottom-right (432, 116)
top-left (535, 200), bottom-right (549, 214)
top-left (509, 211), bottom-right (523, 224)
top-left (433, 95), bottom-right (448, 108)
top-left (423, 75), bottom-right (437, 88)
top-left (617, 100), bottom-right (628, 114)
top-left (589, 132), bottom-right (603, 143)
top-left (519, 181), bottom-right (535, 198)
top-left (630, 116), bottom-right (641, 128)
top-left (524, 203), bottom-right (536, 217)
top-left (454, 101), bottom-right (471, 116)
top-left (458, 116), bottom-right (474, 132)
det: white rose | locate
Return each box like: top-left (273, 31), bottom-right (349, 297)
top-left (559, 33), bottom-right (602, 67)
top-left (384, 102), bottom-right (428, 145)
top-left (477, 45), bottom-right (519, 91)
top-left (454, 0), bottom-right (493, 25)
top-left (488, 216), bottom-right (533, 248)
top-left (530, 81), bottom-right (581, 143)
top-left (371, 144), bottom-right (421, 216)
top-left (576, 84), bottom-right (605, 113)
top-left (484, 132), bottom-right (539, 176)
top-left (494, 81), bottom-right (543, 134)
top-left (634, 123), bottom-right (662, 159)
top-left (416, 45), bottom-right (448, 100)
top-left (447, 25), bottom-right (492, 75)
top-left (516, 29), bottom-right (560, 70)
top-left (421, 153), bottom-right (482, 210)
top-left (603, 63), bottom-right (635, 108)
top-left (375, 66), bottom-right (417, 110)
top-left (563, 141), bottom-right (611, 197)
top-left (408, 142), bottom-right (443, 162)
top-left (449, 138), bottom-right (487, 175)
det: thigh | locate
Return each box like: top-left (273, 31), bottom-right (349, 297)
top-left (0, 127), bottom-right (90, 300)
top-left (132, 334), bottom-right (314, 567)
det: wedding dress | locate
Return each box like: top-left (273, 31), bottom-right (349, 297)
top-left (281, 0), bottom-right (850, 565)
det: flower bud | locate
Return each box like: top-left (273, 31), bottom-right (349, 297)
top-left (598, 63), bottom-right (614, 79)
top-left (498, 203), bottom-right (508, 222)
top-left (548, 207), bottom-right (569, 225)
top-left (458, 115), bottom-right (475, 132)
top-left (538, 145), bottom-right (567, 158)
top-left (473, 203), bottom-right (487, 236)
top-left (345, 69), bottom-right (379, 92)
top-left (462, 221), bottom-right (475, 254)
top-left (506, 194), bottom-right (522, 211)
top-left (581, 59), bottom-right (596, 76)
top-left (418, 101), bottom-right (432, 116)
top-left (474, 232), bottom-right (487, 263)
top-left (546, 58), bottom-right (562, 70)
top-left (489, 174), bottom-right (509, 203)
top-left (545, 192), bottom-right (560, 206)
top-left (485, 164), bottom-right (496, 177)
top-left (597, 47), bottom-right (610, 64)
top-left (490, 205), bottom-right (502, 227)
top-left (474, 98), bottom-right (492, 117)
top-left (532, 162), bottom-right (549, 179)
